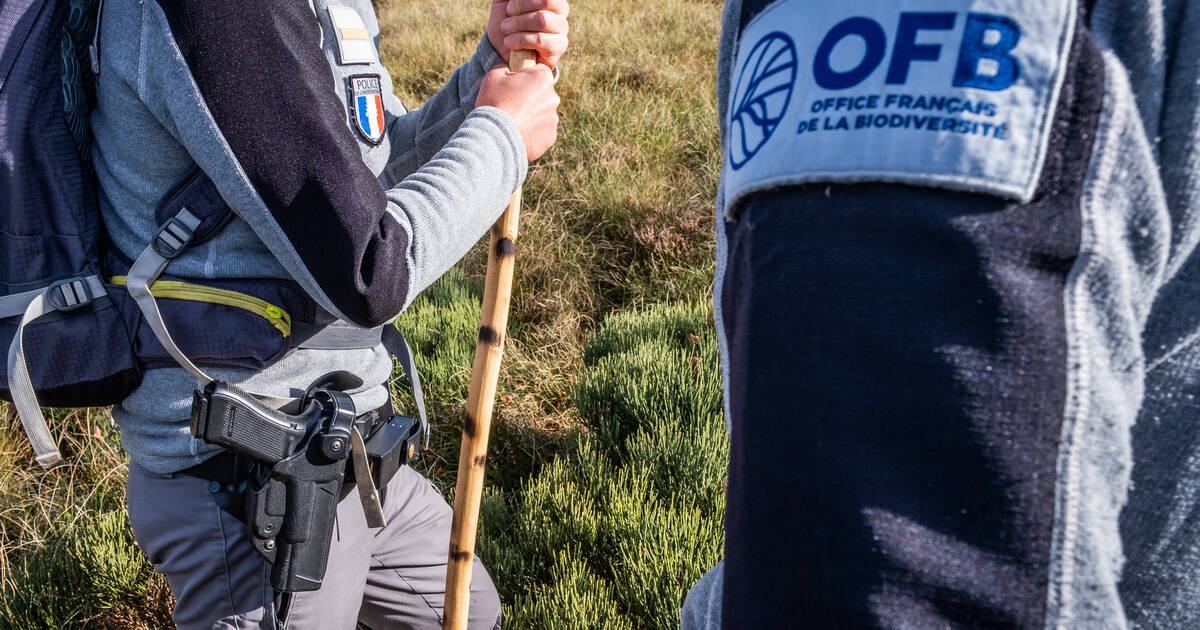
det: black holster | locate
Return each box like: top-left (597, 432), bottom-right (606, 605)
top-left (185, 373), bottom-right (419, 593)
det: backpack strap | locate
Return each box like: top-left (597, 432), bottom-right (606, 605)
top-left (381, 325), bottom-right (429, 449)
top-left (290, 322), bottom-right (383, 350)
top-left (123, 209), bottom-right (292, 408)
top-left (125, 209), bottom-right (211, 383)
top-left (5, 275), bottom-right (107, 467)
top-left (4, 209), bottom-right (428, 465)
top-left (134, 171), bottom-right (428, 439)
top-left (126, 207), bottom-right (429, 435)
top-left (0, 278), bottom-right (101, 319)
top-left (125, 171), bottom-right (275, 395)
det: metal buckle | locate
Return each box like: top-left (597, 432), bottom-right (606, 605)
top-left (46, 278), bottom-right (94, 312)
top-left (152, 214), bottom-right (196, 259)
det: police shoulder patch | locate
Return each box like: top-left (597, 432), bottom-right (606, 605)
top-left (327, 5), bottom-right (375, 65)
top-left (724, 0), bottom-right (1076, 212)
top-left (349, 74), bottom-right (385, 145)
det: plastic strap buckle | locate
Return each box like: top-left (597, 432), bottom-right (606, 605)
top-left (153, 214), bottom-right (196, 259)
top-left (46, 278), bottom-right (93, 312)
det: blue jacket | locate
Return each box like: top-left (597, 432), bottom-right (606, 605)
top-left (705, 0), bottom-right (1200, 628)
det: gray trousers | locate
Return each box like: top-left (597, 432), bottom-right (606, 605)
top-left (126, 462), bottom-right (502, 630)
top-left (680, 562), bottom-right (722, 630)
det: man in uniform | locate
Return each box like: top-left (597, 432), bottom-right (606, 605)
top-left (686, 0), bottom-right (1200, 627)
top-left (90, 0), bottom-right (568, 627)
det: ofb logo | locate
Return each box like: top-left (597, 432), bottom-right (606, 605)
top-left (729, 32), bottom-right (797, 170)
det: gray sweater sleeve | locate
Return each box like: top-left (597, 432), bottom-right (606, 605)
top-left (384, 107), bottom-right (525, 307)
top-left (379, 36), bottom-right (507, 189)
top-left (143, 0), bottom-right (525, 327)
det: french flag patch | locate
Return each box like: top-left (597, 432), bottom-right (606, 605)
top-left (350, 75), bottom-right (386, 145)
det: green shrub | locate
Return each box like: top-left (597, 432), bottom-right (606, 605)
top-left (74, 509), bottom-right (156, 612)
top-left (478, 302), bottom-right (727, 629)
top-left (0, 295), bottom-right (728, 630)
top-left (1, 502), bottom-right (165, 630)
top-left (393, 267), bottom-right (482, 411)
top-left (505, 549), bottom-right (634, 630)
top-left (395, 269), bottom-right (573, 492)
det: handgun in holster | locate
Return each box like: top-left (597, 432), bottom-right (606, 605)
top-left (189, 372), bottom-right (421, 593)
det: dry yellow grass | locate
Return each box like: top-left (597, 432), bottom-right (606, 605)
top-left (379, 0), bottom-right (722, 451)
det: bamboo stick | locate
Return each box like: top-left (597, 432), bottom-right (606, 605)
top-left (442, 47), bottom-right (538, 630)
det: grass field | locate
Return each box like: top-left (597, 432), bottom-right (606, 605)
top-left (0, 0), bottom-right (726, 627)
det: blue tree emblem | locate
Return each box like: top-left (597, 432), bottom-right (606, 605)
top-left (729, 32), bottom-right (798, 170)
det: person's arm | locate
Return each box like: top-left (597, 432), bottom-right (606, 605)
top-left (377, 37), bottom-right (504, 189)
top-left (143, 0), bottom-right (557, 328)
top-left (713, 1), bottom-right (1175, 628)
top-left (380, 0), bottom-right (569, 187)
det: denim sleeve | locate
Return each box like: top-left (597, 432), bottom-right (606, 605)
top-left (711, 1), bottom-right (1159, 628)
top-left (715, 0), bottom-right (1200, 626)
top-left (1089, 1), bottom-right (1200, 628)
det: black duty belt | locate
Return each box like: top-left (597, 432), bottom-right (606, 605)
top-left (180, 399), bottom-right (393, 492)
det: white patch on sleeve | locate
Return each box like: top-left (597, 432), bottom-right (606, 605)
top-left (723, 0), bottom-right (1076, 214)
top-left (327, 5), bottom-right (375, 65)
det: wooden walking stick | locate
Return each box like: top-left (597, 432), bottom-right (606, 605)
top-left (442, 47), bottom-right (538, 630)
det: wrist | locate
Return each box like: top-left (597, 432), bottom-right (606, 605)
top-left (478, 33), bottom-right (505, 70)
top-left (468, 106), bottom-right (529, 177)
